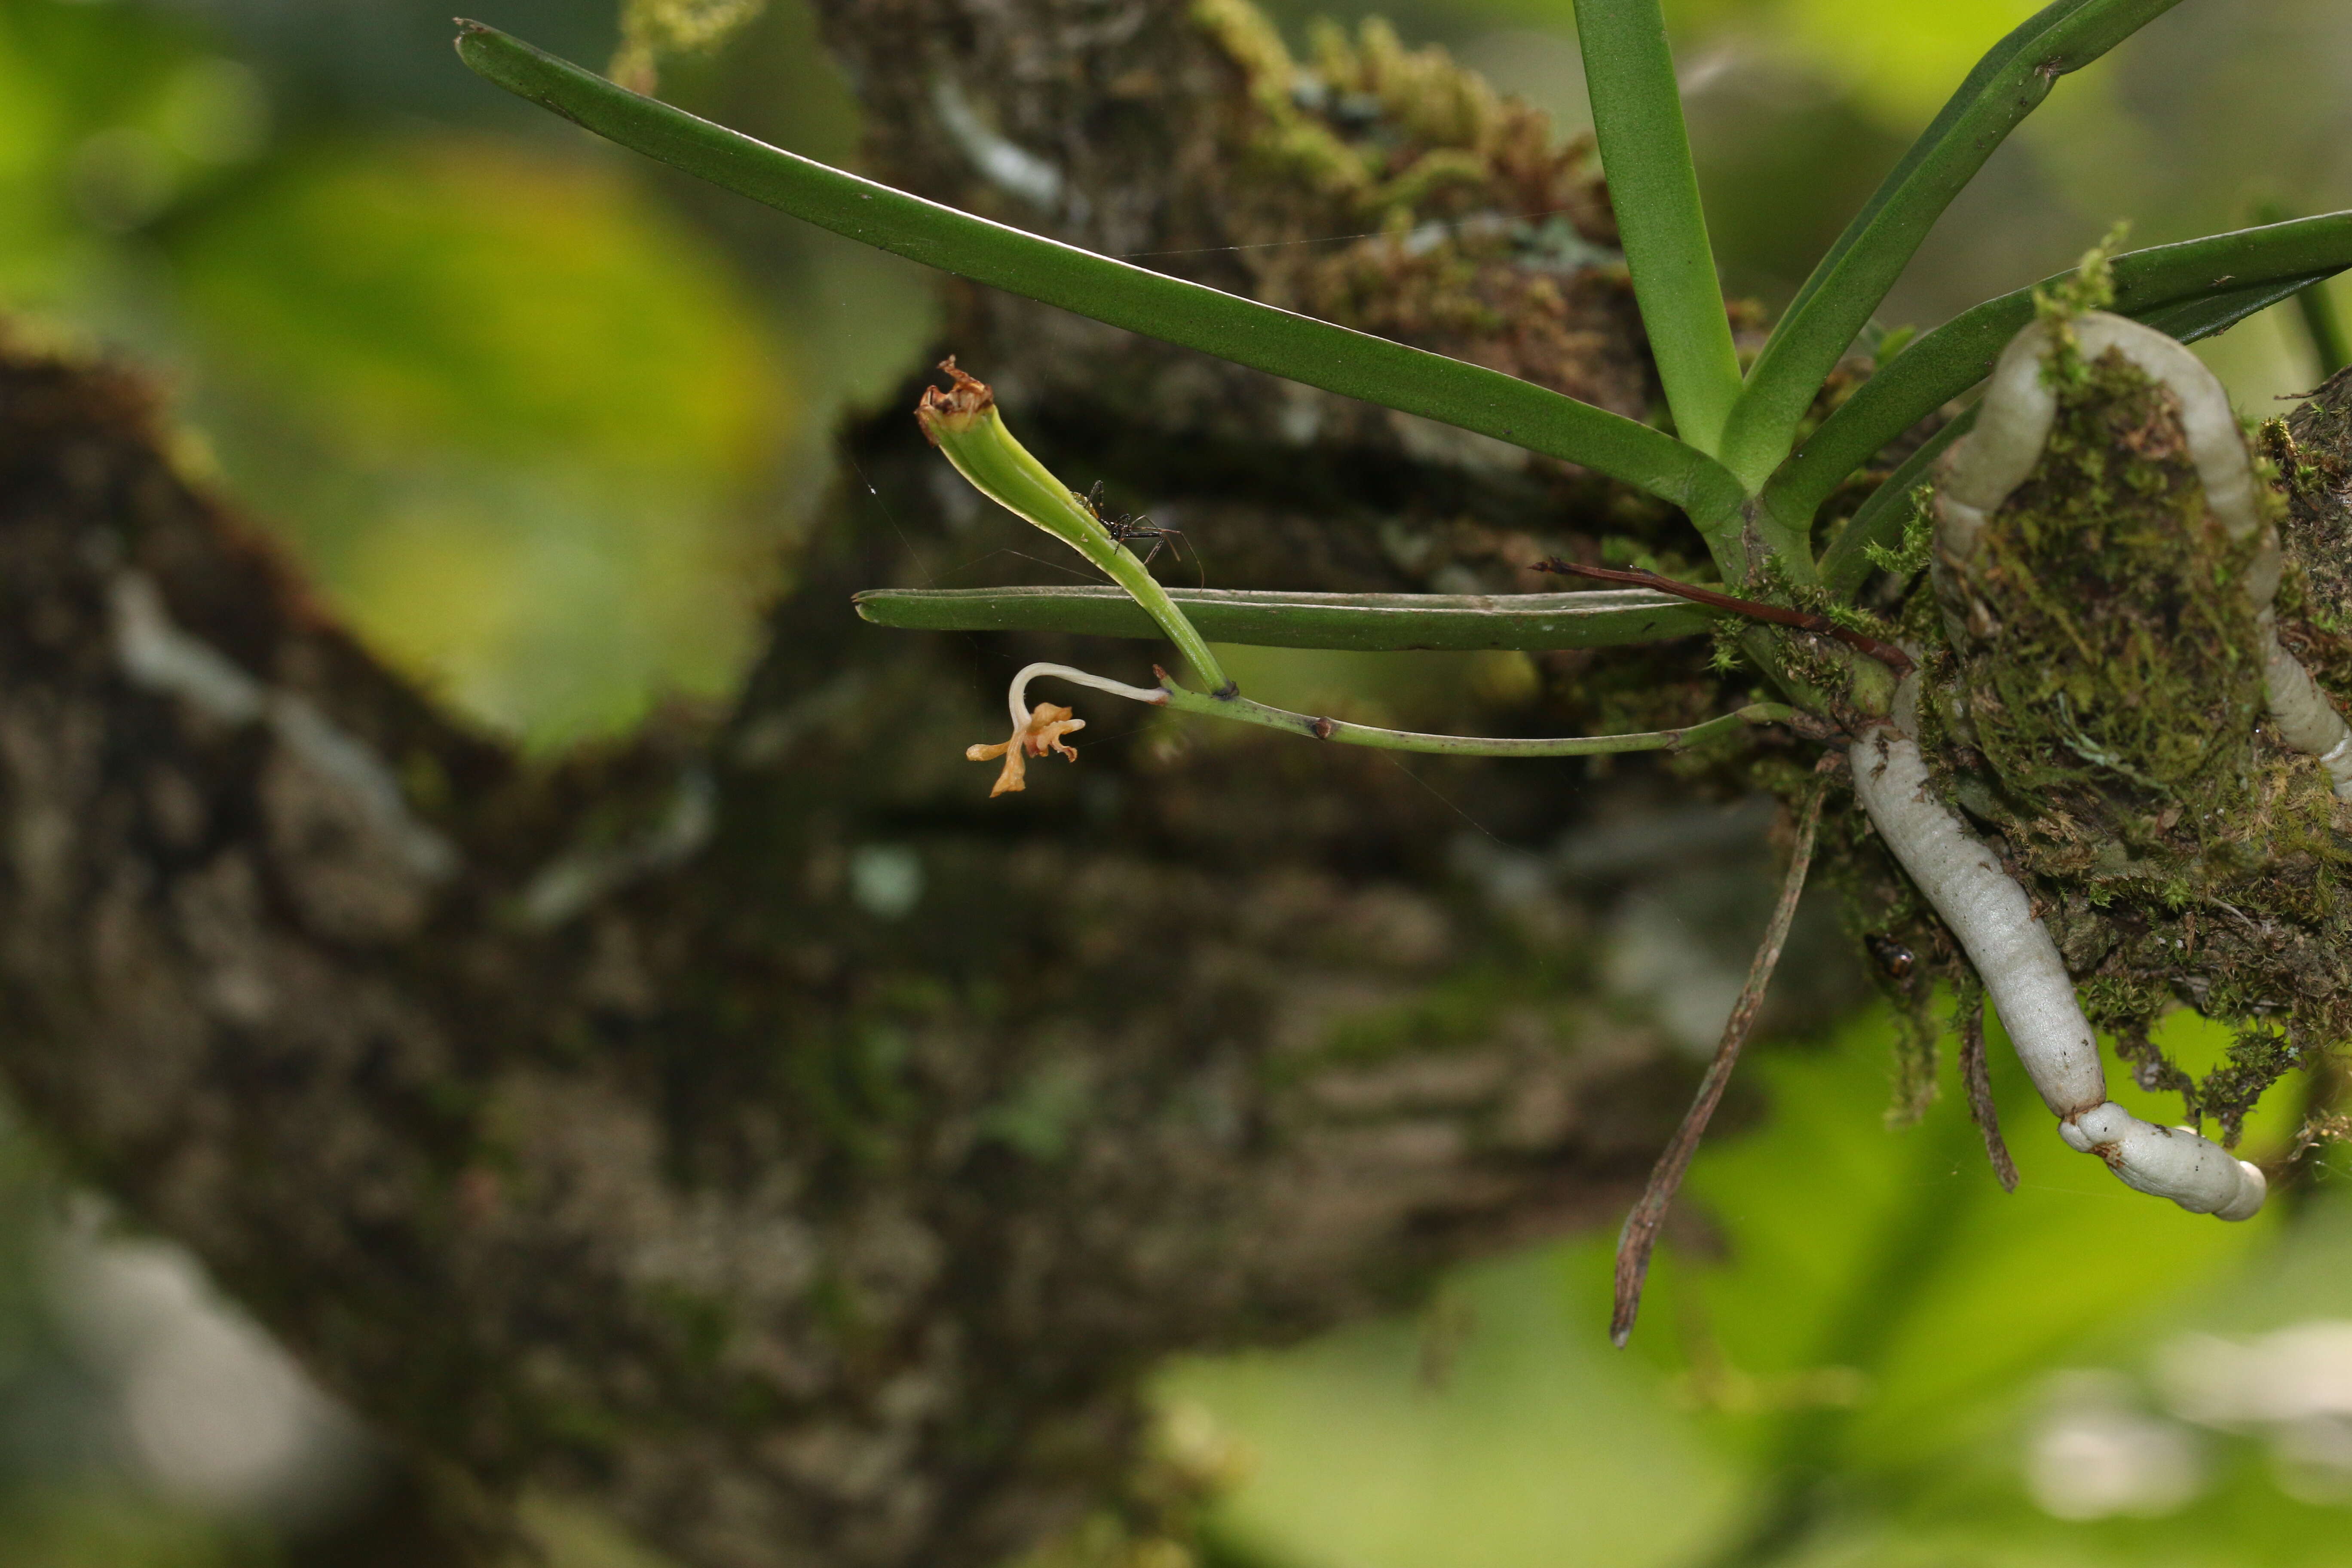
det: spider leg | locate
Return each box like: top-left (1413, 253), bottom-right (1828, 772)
top-left (1153, 527), bottom-right (1202, 587)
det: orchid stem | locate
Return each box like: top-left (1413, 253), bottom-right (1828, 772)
top-left (918, 362), bottom-right (1232, 695)
top-left (1002, 663), bottom-right (1791, 760)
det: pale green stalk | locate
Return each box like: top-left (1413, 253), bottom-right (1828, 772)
top-left (1157, 684), bottom-right (1792, 757)
top-left (1008, 663), bottom-right (1790, 758)
top-left (918, 374), bottom-right (1230, 693)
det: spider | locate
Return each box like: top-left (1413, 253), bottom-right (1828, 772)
top-left (1082, 481), bottom-right (1194, 578)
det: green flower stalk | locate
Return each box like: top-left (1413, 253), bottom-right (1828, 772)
top-left (920, 370), bottom-right (1793, 795)
top-left (915, 360), bottom-right (1232, 695)
top-left (966, 662), bottom-right (1791, 796)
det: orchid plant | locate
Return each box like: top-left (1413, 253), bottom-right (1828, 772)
top-left (454, 2), bottom-right (2352, 1340)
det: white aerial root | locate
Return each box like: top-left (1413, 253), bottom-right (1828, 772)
top-left (2262, 633), bottom-right (2352, 792)
top-left (1863, 308), bottom-right (2343, 1221)
top-left (1003, 662), bottom-right (1164, 728)
top-left (1935, 311), bottom-right (2352, 800)
top-left (1851, 693), bottom-right (2266, 1221)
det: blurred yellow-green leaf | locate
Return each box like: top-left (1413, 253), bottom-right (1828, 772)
top-left (174, 136), bottom-right (791, 475)
top-left (165, 135), bottom-right (801, 741)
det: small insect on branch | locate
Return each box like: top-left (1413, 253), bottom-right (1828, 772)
top-left (1534, 558), bottom-right (1915, 677)
top-left (1080, 482), bottom-right (1197, 582)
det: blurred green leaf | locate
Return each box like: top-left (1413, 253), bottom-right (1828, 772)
top-left (1638, 1008), bottom-right (2290, 1470)
top-left (162, 135), bottom-right (802, 742)
top-left (0, 0), bottom-right (264, 306)
top-left (173, 135), bottom-right (791, 475)
top-left (1164, 1247), bottom-right (1743, 1568)
top-left (1174, 999), bottom-right (2334, 1568)
top-left (1760, 0), bottom-right (2052, 128)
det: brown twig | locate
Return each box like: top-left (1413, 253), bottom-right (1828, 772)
top-left (1534, 557), bottom-right (1914, 677)
top-left (1957, 985), bottom-right (2019, 1192)
top-left (1611, 783), bottom-right (1826, 1347)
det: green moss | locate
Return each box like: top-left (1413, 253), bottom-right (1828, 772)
top-left (536, 1397), bottom-right (630, 1460)
top-left (974, 1057), bottom-right (1092, 1161)
top-left (1951, 344), bottom-right (2268, 830)
top-left (1189, 0), bottom-right (1648, 414)
top-left (1851, 336), bottom-right (2352, 1136)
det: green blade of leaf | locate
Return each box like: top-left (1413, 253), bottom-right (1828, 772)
top-left (452, 22), bottom-right (1744, 521)
top-left (2132, 272), bottom-right (2339, 342)
top-left (1813, 410), bottom-right (1971, 600)
top-left (1769, 212), bottom-right (2352, 552)
top-left (2293, 277), bottom-right (2351, 376)
top-left (851, 584), bottom-right (1715, 651)
top-left (1571, 0), bottom-right (1743, 456)
top-left (1718, 0), bottom-right (2188, 489)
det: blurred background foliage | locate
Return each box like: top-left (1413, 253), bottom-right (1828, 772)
top-left (1, 0), bottom-right (2350, 1564)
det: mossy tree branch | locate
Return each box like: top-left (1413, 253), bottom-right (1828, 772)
top-left (9, 2), bottom-right (2352, 1563)
top-left (0, 3), bottom-right (1781, 1558)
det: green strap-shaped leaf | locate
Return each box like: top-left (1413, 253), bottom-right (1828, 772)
top-left (453, 22), bottom-right (1744, 521)
top-left (1717, 0), bottom-right (2186, 489)
top-left (1765, 214), bottom-right (2352, 542)
top-left (1573, 0), bottom-right (1743, 457)
top-left (1814, 411), bottom-right (1971, 599)
top-left (2133, 273), bottom-right (2340, 343)
top-left (2290, 277), bottom-right (2349, 375)
top-left (853, 585), bottom-right (1715, 651)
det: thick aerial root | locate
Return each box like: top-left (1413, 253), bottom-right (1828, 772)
top-left (2262, 621), bottom-right (2352, 797)
top-left (1935, 310), bottom-right (2352, 800)
top-left (1850, 699), bottom-right (2266, 1221)
top-left (1850, 702), bottom-right (2102, 1117)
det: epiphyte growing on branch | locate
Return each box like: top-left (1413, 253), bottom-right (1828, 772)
top-left (1846, 308), bottom-right (2352, 1225)
top-left (454, 6), bottom-right (2352, 1340)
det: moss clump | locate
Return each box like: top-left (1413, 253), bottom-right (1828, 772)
top-left (1942, 342), bottom-right (2269, 839)
top-left (1863, 339), bottom-right (2352, 1139)
top-left (1190, 1), bottom-right (1655, 417)
top-left (2267, 367), bottom-right (2352, 696)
